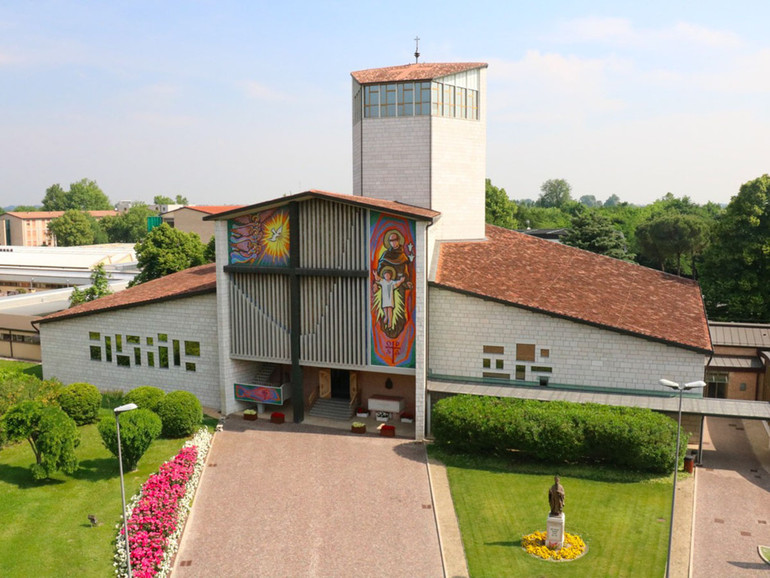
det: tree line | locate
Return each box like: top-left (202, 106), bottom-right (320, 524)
top-left (486, 175), bottom-right (770, 323)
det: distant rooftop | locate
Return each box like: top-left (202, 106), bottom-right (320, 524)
top-left (709, 321), bottom-right (770, 349)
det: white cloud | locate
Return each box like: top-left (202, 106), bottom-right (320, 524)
top-left (242, 81), bottom-right (293, 102)
top-left (554, 17), bottom-right (742, 50)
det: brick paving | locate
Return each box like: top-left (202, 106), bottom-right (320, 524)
top-left (691, 417), bottom-right (770, 577)
top-left (173, 417), bottom-right (444, 577)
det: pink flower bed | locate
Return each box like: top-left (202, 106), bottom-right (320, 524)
top-left (122, 446), bottom-right (198, 577)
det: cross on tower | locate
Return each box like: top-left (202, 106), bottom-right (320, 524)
top-left (414, 36), bottom-right (420, 63)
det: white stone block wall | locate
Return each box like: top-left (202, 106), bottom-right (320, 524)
top-left (413, 221), bottom-right (428, 440)
top-left (357, 116), bottom-right (432, 207)
top-left (39, 293), bottom-right (221, 409)
top-left (428, 288), bottom-right (707, 391)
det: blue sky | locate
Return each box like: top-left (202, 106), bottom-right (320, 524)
top-left (1, 1), bottom-right (768, 207)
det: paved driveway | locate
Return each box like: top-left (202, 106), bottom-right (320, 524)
top-left (173, 419), bottom-right (444, 577)
top-left (692, 417), bottom-right (770, 577)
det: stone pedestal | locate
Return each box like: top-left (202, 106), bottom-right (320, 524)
top-left (546, 513), bottom-right (565, 550)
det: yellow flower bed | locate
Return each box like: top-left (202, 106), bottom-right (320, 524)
top-left (521, 530), bottom-right (587, 561)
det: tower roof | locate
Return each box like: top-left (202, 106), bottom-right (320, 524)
top-left (351, 62), bottom-right (487, 84)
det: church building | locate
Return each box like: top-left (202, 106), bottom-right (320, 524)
top-left (38, 60), bottom-right (712, 440)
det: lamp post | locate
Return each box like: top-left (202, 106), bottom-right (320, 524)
top-left (114, 402), bottom-right (138, 578)
top-left (659, 379), bottom-right (705, 578)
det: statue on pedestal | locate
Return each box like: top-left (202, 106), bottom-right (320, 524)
top-left (548, 475), bottom-right (565, 517)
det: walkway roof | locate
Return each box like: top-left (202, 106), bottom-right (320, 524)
top-left (427, 380), bottom-right (770, 420)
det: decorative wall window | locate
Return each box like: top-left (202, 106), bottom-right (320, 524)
top-left (482, 372), bottom-right (511, 380)
top-left (185, 341), bottom-right (201, 356)
top-left (516, 344), bottom-right (536, 361)
top-left (540, 348), bottom-right (550, 358)
top-left (482, 359), bottom-right (491, 368)
top-left (88, 331), bottom-right (201, 372)
top-left (496, 359), bottom-right (504, 370)
top-left (531, 366), bottom-right (552, 373)
top-left (515, 365), bottom-right (526, 380)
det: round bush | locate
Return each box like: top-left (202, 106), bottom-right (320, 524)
top-left (57, 382), bottom-right (102, 425)
top-left (123, 386), bottom-right (166, 412)
top-left (155, 391), bottom-right (202, 438)
top-left (98, 408), bottom-right (162, 471)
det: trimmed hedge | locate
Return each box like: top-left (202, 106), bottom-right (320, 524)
top-left (431, 395), bottom-right (687, 473)
top-left (123, 386), bottom-right (165, 412)
top-left (57, 382), bottom-right (102, 426)
top-left (155, 391), bottom-right (202, 438)
top-left (98, 408), bottom-right (162, 471)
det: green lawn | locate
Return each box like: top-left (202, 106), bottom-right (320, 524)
top-left (435, 451), bottom-right (672, 577)
top-left (0, 360), bottom-right (42, 378)
top-left (0, 409), bottom-right (192, 577)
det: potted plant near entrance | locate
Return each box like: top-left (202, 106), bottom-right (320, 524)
top-left (355, 407), bottom-right (370, 418)
top-left (243, 408), bottom-right (258, 421)
top-left (271, 411), bottom-right (285, 424)
top-left (379, 424), bottom-right (396, 438)
top-left (351, 421), bottom-right (366, 434)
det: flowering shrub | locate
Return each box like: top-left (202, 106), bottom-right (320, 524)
top-left (114, 427), bottom-right (213, 577)
top-left (521, 531), bottom-right (586, 561)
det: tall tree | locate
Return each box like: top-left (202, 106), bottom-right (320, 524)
top-left (537, 179), bottom-right (572, 208)
top-left (153, 194), bottom-right (188, 205)
top-left (700, 175), bottom-right (770, 321)
top-left (100, 203), bottom-right (158, 243)
top-left (636, 213), bottom-right (709, 275)
top-left (69, 264), bottom-right (113, 307)
top-left (485, 179), bottom-right (518, 229)
top-left (130, 223), bottom-right (207, 286)
top-left (42, 179), bottom-right (112, 211)
top-left (578, 195), bottom-right (600, 208)
top-left (48, 210), bottom-right (106, 246)
top-left (563, 211), bottom-right (633, 260)
top-left (2, 400), bottom-right (80, 480)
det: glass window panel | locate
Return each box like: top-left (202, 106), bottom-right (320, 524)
top-left (147, 351), bottom-right (155, 367)
top-left (184, 341), bottom-right (201, 357)
top-left (134, 347), bottom-right (141, 366)
top-left (90, 346), bottom-right (102, 361)
top-left (89, 332), bottom-right (100, 341)
top-left (173, 340), bottom-right (181, 366)
top-left (158, 333), bottom-right (168, 342)
top-left (515, 365), bottom-right (526, 380)
top-left (115, 334), bottom-right (122, 353)
top-left (496, 359), bottom-right (504, 370)
top-left (146, 336), bottom-right (154, 346)
top-left (116, 355), bottom-right (130, 367)
top-left (159, 346), bottom-right (169, 368)
top-left (185, 362), bottom-right (196, 372)
top-left (127, 335), bottom-right (140, 344)
top-left (482, 358), bottom-right (491, 368)
top-left (105, 336), bottom-right (112, 362)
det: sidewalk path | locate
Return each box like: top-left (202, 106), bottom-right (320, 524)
top-left (173, 418), bottom-right (444, 577)
top-left (691, 417), bottom-right (770, 577)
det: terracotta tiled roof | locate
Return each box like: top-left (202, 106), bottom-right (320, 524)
top-left (165, 205), bottom-right (245, 215)
top-left (351, 62), bottom-right (487, 84)
top-left (434, 225), bottom-right (712, 353)
top-left (38, 263), bottom-right (216, 324)
top-left (5, 210), bottom-right (118, 219)
top-left (205, 190), bottom-right (440, 222)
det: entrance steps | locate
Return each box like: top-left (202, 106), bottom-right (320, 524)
top-left (308, 398), bottom-right (353, 421)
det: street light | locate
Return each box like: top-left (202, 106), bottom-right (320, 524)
top-left (659, 379), bottom-right (706, 578)
top-left (114, 402), bottom-right (138, 578)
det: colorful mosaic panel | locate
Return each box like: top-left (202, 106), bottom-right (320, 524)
top-left (234, 383), bottom-right (285, 405)
top-left (228, 207), bottom-right (290, 267)
top-left (369, 212), bottom-right (416, 368)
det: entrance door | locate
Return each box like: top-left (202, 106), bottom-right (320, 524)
top-left (331, 369), bottom-right (350, 400)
